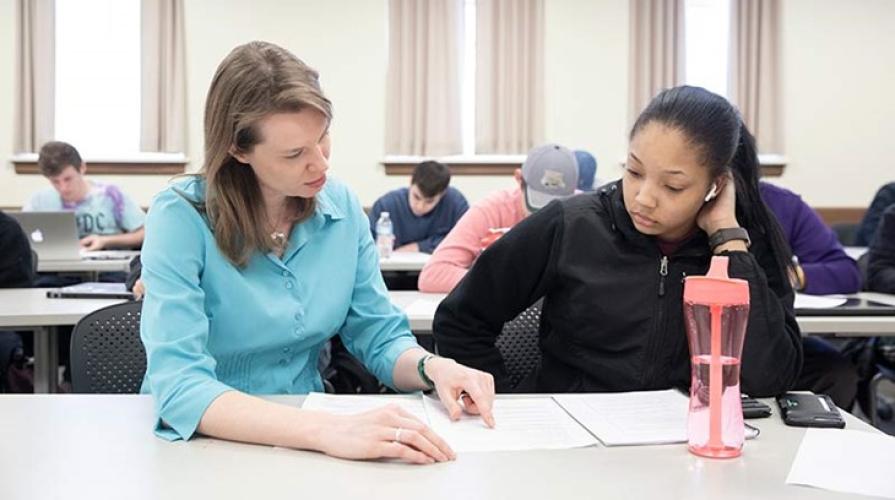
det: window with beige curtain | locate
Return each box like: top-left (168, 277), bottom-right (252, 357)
top-left (14, 0), bottom-right (185, 161)
top-left (682, 0), bottom-right (783, 154)
top-left (385, 0), bottom-right (545, 159)
top-left (14, 0), bottom-right (55, 154)
top-left (728, 0), bottom-right (782, 154)
top-left (141, 0), bottom-right (187, 154)
top-left (475, 0), bottom-right (545, 155)
top-left (628, 0), bottom-right (686, 128)
top-left (385, 0), bottom-right (464, 156)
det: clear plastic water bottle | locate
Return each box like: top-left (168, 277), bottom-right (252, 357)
top-left (376, 212), bottom-right (394, 259)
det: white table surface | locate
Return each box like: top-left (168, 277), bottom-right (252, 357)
top-left (379, 251), bottom-right (430, 271)
top-left (389, 290), bottom-right (446, 332)
top-left (0, 288), bottom-right (126, 327)
top-left (3, 288), bottom-right (894, 393)
top-left (0, 394), bottom-right (878, 500)
top-left (797, 292), bottom-right (895, 335)
top-left (389, 291), bottom-right (895, 336)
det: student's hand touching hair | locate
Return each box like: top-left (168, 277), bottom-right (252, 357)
top-left (312, 404), bottom-right (456, 465)
top-left (697, 172), bottom-right (739, 236)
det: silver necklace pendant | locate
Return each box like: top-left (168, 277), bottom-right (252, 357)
top-left (271, 231), bottom-right (287, 247)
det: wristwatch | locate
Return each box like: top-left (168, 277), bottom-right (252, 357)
top-left (709, 227), bottom-right (751, 251)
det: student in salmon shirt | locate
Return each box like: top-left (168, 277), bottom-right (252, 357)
top-left (417, 144), bottom-right (579, 293)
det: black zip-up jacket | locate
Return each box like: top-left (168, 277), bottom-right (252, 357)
top-left (0, 210), bottom-right (34, 288)
top-left (867, 204), bottom-right (895, 294)
top-left (433, 181), bottom-right (803, 396)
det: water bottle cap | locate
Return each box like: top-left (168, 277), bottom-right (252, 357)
top-left (683, 256), bottom-right (749, 306)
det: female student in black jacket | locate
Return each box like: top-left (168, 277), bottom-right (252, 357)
top-left (867, 204), bottom-right (895, 293)
top-left (434, 86), bottom-right (803, 396)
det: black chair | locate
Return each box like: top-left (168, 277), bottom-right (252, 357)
top-left (831, 222), bottom-right (859, 246)
top-left (70, 301), bottom-right (146, 393)
top-left (495, 299), bottom-right (543, 390)
top-left (30, 249), bottom-right (38, 275)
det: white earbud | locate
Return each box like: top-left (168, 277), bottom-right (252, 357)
top-left (704, 183), bottom-right (719, 203)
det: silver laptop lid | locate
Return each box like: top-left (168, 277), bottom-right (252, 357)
top-left (9, 211), bottom-right (81, 261)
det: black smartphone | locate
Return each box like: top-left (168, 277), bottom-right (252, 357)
top-left (741, 394), bottom-right (772, 419)
top-left (776, 393), bottom-right (845, 428)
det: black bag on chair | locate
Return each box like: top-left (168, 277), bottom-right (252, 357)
top-left (321, 337), bottom-right (384, 394)
top-left (0, 331), bottom-right (33, 393)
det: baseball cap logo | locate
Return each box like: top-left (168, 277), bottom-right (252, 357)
top-left (540, 170), bottom-right (567, 191)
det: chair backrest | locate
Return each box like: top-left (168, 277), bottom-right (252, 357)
top-left (495, 299), bottom-right (543, 390)
top-left (30, 249), bottom-right (38, 275)
top-left (70, 301), bottom-right (146, 393)
top-left (831, 222), bottom-right (859, 246)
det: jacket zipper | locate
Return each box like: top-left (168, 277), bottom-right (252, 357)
top-left (644, 255), bottom-right (670, 386)
top-left (658, 256), bottom-right (669, 297)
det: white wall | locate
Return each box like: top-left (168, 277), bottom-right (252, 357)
top-left (1, 0), bottom-right (892, 209)
top-left (545, 0), bottom-right (629, 185)
top-left (772, 0), bottom-right (895, 206)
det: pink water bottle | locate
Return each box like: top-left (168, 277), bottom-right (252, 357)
top-left (683, 256), bottom-right (750, 458)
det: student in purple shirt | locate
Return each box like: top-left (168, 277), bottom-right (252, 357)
top-left (760, 181), bottom-right (860, 409)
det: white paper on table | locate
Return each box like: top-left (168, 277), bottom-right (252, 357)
top-left (423, 396), bottom-right (599, 453)
top-left (786, 428), bottom-right (895, 499)
top-left (553, 390), bottom-right (690, 446)
top-left (843, 246), bottom-right (868, 260)
top-left (301, 393), bottom-right (598, 453)
top-left (301, 393), bottom-right (429, 423)
top-left (794, 293), bottom-right (848, 309)
top-left (381, 252), bottom-right (430, 264)
top-left (402, 298), bottom-right (441, 318)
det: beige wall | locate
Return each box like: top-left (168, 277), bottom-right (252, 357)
top-left (1, 0), bottom-right (892, 209)
top-left (545, 0), bottom-right (629, 185)
top-left (771, 0), bottom-right (895, 207)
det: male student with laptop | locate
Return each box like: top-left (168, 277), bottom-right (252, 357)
top-left (24, 141), bottom-right (146, 251)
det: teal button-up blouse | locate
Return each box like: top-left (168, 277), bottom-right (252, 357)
top-left (140, 177), bottom-right (420, 440)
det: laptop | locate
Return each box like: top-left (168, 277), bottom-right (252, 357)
top-left (46, 282), bottom-right (135, 299)
top-left (9, 211), bottom-right (82, 261)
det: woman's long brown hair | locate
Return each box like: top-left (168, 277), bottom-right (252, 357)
top-left (199, 41), bottom-right (332, 267)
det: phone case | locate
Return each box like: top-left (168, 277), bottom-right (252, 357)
top-left (776, 393), bottom-right (845, 428)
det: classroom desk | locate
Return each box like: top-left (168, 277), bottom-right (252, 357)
top-left (0, 394), bottom-right (878, 500)
top-left (389, 290), bottom-right (446, 332)
top-left (797, 292), bottom-right (895, 336)
top-left (4, 288), bottom-right (894, 394)
top-left (0, 288), bottom-right (125, 393)
top-left (379, 251), bottom-right (430, 271)
top-left (388, 291), bottom-right (895, 336)
top-left (37, 257), bottom-right (136, 273)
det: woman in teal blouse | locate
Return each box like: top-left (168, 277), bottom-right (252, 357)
top-left (140, 41), bottom-right (495, 465)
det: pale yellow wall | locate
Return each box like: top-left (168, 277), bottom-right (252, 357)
top-left (770, 0), bottom-right (895, 207)
top-left (544, 0), bottom-right (629, 185)
top-left (1, 0), bottom-right (892, 209)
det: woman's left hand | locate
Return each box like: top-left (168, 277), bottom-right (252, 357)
top-left (697, 172), bottom-right (739, 235)
top-left (424, 357), bottom-right (496, 427)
